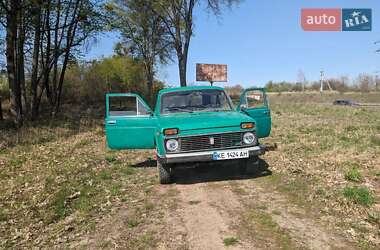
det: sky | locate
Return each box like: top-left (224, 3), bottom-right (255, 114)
top-left (86, 0), bottom-right (380, 88)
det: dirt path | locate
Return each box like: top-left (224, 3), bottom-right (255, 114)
top-left (71, 163), bottom-right (356, 249)
top-left (165, 163), bottom-right (355, 250)
top-left (174, 182), bottom-right (248, 250)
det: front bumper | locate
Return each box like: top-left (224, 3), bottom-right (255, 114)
top-left (158, 145), bottom-right (267, 164)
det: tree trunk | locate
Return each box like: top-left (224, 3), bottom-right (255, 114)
top-left (178, 55), bottom-right (187, 87)
top-left (52, 0), bottom-right (61, 104)
top-left (55, 0), bottom-right (81, 114)
top-left (31, 3), bottom-right (42, 120)
top-left (43, 0), bottom-right (53, 106)
top-left (6, 1), bottom-right (23, 127)
top-left (0, 96), bottom-right (3, 120)
top-left (54, 51), bottom-right (70, 113)
top-left (17, 19), bottom-right (28, 115)
top-left (144, 61), bottom-right (154, 106)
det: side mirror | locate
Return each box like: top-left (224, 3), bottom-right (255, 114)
top-left (240, 104), bottom-right (247, 110)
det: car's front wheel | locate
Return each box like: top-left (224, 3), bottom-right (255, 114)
top-left (157, 160), bottom-right (172, 184)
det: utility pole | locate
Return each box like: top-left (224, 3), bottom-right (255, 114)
top-left (320, 70), bottom-right (324, 93)
top-left (375, 71), bottom-right (379, 91)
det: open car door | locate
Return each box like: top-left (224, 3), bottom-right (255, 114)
top-left (105, 93), bottom-right (157, 149)
top-left (238, 88), bottom-right (271, 138)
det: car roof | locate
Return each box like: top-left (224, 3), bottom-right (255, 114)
top-left (158, 85), bottom-right (224, 95)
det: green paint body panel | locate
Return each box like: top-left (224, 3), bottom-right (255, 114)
top-left (105, 93), bottom-right (157, 149)
top-left (238, 88), bottom-right (272, 138)
top-left (105, 86), bottom-right (272, 156)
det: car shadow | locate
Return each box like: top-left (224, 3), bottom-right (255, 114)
top-left (131, 158), bottom-right (156, 168)
top-left (172, 158), bottom-right (272, 185)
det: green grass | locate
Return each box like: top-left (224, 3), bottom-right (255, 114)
top-left (48, 186), bottom-right (72, 223)
top-left (144, 202), bottom-right (155, 210)
top-left (223, 237), bottom-right (239, 246)
top-left (105, 154), bottom-right (117, 163)
top-left (239, 209), bottom-right (294, 248)
top-left (343, 186), bottom-right (374, 207)
top-left (366, 212), bottom-right (379, 225)
top-left (254, 211), bottom-right (277, 228)
top-left (344, 167), bottom-right (363, 182)
top-left (44, 176), bottom-right (55, 191)
top-left (0, 209), bottom-right (8, 222)
top-left (141, 231), bottom-right (155, 246)
top-left (127, 218), bottom-right (139, 228)
top-left (370, 135), bottom-right (380, 146)
top-left (188, 200), bottom-right (201, 205)
top-left (97, 169), bottom-right (113, 180)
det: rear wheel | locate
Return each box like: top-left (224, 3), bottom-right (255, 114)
top-left (157, 160), bottom-right (172, 184)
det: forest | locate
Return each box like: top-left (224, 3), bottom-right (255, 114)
top-left (0, 0), bottom-right (240, 127)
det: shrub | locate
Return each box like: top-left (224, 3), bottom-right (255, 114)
top-left (62, 56), bottom-right (164, 106)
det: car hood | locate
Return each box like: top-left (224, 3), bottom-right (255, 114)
top-left (157, 111), bottom-right (254, 132)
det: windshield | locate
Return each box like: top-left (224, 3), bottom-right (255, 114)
top-left (161, 89), bottom-right (233, 114)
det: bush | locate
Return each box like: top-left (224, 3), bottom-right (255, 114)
top-left (62, 56), bottom-right (164, 106)
top-left (343, 186), bottom-right (374, 207)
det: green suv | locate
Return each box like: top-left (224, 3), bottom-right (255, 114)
top-left (105, 86), bottom-right (271, 184)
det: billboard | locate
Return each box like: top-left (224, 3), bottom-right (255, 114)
top-left (196, 64), bottom-right (227, 82)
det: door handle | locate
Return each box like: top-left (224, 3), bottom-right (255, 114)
top-left (107, 120), bottom-right (116, 125)
top-left (263, 111), bottom-right (270, 115)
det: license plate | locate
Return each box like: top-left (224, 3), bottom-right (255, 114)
top-left (212, 149), bottom-right (249, 160)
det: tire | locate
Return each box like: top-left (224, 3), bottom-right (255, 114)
top-left (157, 160), bottom-right (172, 184)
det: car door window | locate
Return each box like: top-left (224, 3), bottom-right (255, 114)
top-left (137, 99), bottom-right (149, 115)
top-left (246, 90), bottom-right (265, 108)
top-left (108, 95), bottom-right (149, 116)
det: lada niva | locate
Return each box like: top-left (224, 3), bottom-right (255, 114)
top-left (105, 86), bottom-right (271, 184)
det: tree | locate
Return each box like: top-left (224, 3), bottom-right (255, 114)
top-left (356, 73), bottom-right (374, 92)
top-left (1, 0), bottom-right (24, 127)
top-left (29, 0), bottom-right (42, 119)
top-left (107, 0), bottom-right (172, 104)
top-left (0, 97), bottom-right (2, 120)
top-left (297, 69), bottom-right (306, 91)
top-left (153, 0), bottom-right (240, 87)
top-left (37, 0), bottom-right (104, 114)
top-left (0, 0), bottom-right (104, 124)
top-left (31, 0), bottom-right (103, 117)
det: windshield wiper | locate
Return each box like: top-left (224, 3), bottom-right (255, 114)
top-left (190, 106), bottom-right (230, 112)
top-left (166, 107), bottom-right (194, 113)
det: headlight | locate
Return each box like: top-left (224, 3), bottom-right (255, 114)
top-left (166, 139), bottom-right (179, 152)
top-left (243, 132), bottom-right (256, 145)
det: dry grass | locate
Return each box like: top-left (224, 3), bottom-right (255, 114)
top-left (260, 91), bottom-right (380, 247)
top-left (0, 92), bottom-right (379, 248)
top-left (0, 105), bottom-right (161, 248)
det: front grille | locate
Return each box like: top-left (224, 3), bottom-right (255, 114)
top-left (179, 132), bottom-right (243, 152)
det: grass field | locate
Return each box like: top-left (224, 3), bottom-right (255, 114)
top-left (0, 91), bottom-right (379, 249)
